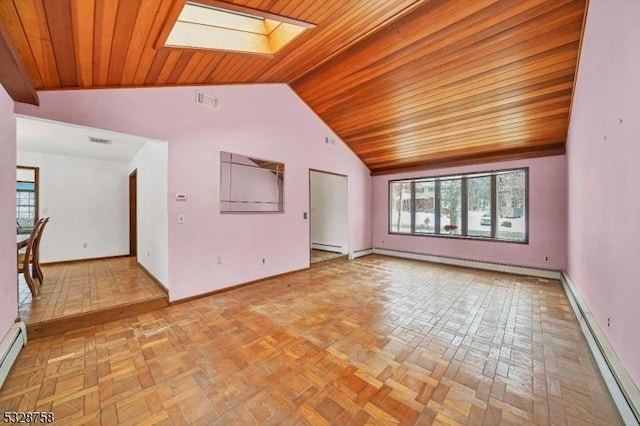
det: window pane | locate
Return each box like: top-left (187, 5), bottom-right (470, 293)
top-left (414, 181), bottom-right (435, 233)
top-left (497, 171), bottom-right (526, 241)
top-left (467, 176), bottom-right (492, 237)
top-left (440, 179), bottom-right (461, 235)
top-left (16, 182), bottom-right (35, 191)
top-left (390, 181), bottom-right (412, 233)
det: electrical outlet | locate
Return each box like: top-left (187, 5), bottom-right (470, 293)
top-left (147, 251), bottom-right (150, 258)
top-left (262, 258), bottom-right (266, 265)
top-left (544, 256), bottom-right (549, 261)
top-left (217, 256), bottom-right (222, 265)
top-left (177, 213), bottom-right (185, 224)
top-left (607, 317), bottom-right (611, 328)
top-left (83, 242), bottom-right (87, 248)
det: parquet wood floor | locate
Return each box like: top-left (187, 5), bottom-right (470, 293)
top-left (18, 257), bottom-right (168, 325)
top-left (2, 255), bottom-right (622, 425)
top-left (310, 249), bottom-right (345, 264)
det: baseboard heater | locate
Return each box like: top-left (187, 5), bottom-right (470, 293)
top-left (0, 322), bottom-right (27, 388)
top-left (560, 273), bottom-right (640, 425)
top-left (349, 248), bottom-right (374, 260)
top-left (373, 247), bottom-right (561, 280)
top-left (311, 242), bottom-right (344, 253)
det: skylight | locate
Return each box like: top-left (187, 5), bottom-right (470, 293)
top-left (165, 2), bottom-right (314, 56)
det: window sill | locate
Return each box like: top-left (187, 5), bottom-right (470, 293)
top-left (387, 231), bottom-right (528, 245)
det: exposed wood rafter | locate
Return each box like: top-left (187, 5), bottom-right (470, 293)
top-left (0, 16), bottom-right (38, 105)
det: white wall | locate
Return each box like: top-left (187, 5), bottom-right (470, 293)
top-left (17, 150), bottom-right (130, 262)
top-left (310, 171), bottom-right (348, 254)
top-left (128, 141), bottom-right (169, 286)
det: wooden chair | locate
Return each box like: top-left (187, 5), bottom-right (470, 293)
top-left (31, 217), bottom-right (49, 283)
top-left (17, 218), bottom-right (45, 296)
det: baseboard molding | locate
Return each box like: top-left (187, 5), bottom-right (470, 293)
top-left (311, 243), bottom-right (345, 254)
top-left (41, 254), bottom-right (129, 266)
top-left (560, 272), bottom-right (640, 425)
top-left (349, 248), bottom-right (374, 260)
top-left (137, 261), bottom-right (169, 295)
top-left (170, 267), bottom-right (309, 305)
top-left (372, 248), bottom-right (561, 279)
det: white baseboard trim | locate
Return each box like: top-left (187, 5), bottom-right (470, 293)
top-left (349, 248), bottom-right (374, 260)
top-left (0, 321), bottom-right (28, 389)
top-left (311, 243), bottom-right (344, 254)
top-left (560, 272), bottom-right (640, 425)
top-left (372, 248), bottom-right (561, 279)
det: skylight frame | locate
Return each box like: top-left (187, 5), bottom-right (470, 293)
top-left (161, 0), bottom-right (315, 57)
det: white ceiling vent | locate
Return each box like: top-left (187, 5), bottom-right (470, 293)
top-left (196, 92), bottom-right (220, 110)
top-left (88, 136), bottom-right (112, 145)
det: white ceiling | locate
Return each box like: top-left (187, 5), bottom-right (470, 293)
top-left (16, 116), bottom-right (155, 163)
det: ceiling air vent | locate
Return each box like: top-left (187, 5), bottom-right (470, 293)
top-left (88, 136), bottom-right (112, 145)
top-left (196, 92), bottom-right (219, 110)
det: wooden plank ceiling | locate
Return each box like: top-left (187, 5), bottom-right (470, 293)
top-left (0, 0), bottom-right (587, 174)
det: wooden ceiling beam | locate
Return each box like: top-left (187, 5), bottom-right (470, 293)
top-left (0, 15), bottom-right (38, 105)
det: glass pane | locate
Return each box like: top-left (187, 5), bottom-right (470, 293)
top-left (497, 171), bottom-right (526, 241)
top-left (414, 181), bottom-right (435, 233)
top-left (389, 181), bottom-right (412, 233)
top-left (440, 179), bottom-right (461, 235)
top-left (17, 168), bottom-right (35, 181)
top-left (16, 182), bottom-right (35, 191)
top-left (467, 176), bottom-right (492, 237)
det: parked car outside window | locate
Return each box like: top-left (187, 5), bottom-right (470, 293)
top-left (480, 212), bottom-right (491, 226)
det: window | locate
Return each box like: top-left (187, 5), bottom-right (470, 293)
top-left (388, 168), bottom-right (528, 243)
top-left (439, 179), bottom-right (461, 235)
top-left (389, 180), bottom-right (411, 233)
top-left (16, 166), bottom-right (39, 235)
top-left (165, 2), bottom-right (314, 55)
top-left (415, 181), bottom-right (435, 234)
top-left (467, 175), bottom-right (491, 238)
top-left (497, 171), bottom-right (527, 241)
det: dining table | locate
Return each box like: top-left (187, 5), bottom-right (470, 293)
top-left (17, 234), bottom-right (28, 250)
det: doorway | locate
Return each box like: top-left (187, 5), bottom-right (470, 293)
top-left (309, 170), bottom-right (348, 264)
top-left (129, 169), bottom-right (137, 257)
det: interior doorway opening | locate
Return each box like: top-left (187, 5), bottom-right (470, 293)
top-left (309, 169), bottom-right (348, 264)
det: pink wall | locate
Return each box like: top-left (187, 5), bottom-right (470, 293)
top-left (15, 84), bottom-right (372, 300)
top-left (0, 86), bottom-right (18, 335)
top-left (566, 0), bottom-right (640, 387)
top-left (372, 155), bottom-right (567, 269)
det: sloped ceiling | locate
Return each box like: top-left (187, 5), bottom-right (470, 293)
top-left (0, 0), bottom-right (587, 174)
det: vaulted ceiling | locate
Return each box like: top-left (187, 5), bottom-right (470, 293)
top-left (0, 0), bottom-right (587, 174)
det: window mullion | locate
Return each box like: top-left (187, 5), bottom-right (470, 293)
top-left (461, 177), bottom-right (468, 236)
top-left (490, 174), bottom-right (497, 239)
top-left (434, 180), bottom-right (441, 234)
top-left (410, 181), bottom-right (416, 233)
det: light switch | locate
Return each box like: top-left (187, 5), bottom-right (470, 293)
top-left (177, 213), bottom-right (185, 224)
